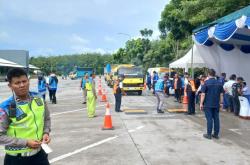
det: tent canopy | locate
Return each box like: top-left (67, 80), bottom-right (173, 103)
top-left (169, 44), bottom-right (208, 71)
top-left (192, 5), bottom-right (250, 84)
top-left (193, 5), bottom-right (250, 53)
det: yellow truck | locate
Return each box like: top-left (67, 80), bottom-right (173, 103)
top-left (114, 65), bottom-right (144, 95)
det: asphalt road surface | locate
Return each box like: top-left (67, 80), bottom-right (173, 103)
top-left (1, 77), bottom-right (250, 165)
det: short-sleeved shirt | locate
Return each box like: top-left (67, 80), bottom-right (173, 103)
top-left (201, 78), bottom-right (224, 108)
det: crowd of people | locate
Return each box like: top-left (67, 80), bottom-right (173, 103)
top-left (147, 69), bottom-right (249, 140)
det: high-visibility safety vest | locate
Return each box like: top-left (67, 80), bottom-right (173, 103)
top-left (155, 79), bottom-right (164, 92)
top-left (113, 83), bottom-right (118, 94)
top-left (38, 79), bottom-right (46, 93)
top-left (190, 80), bottom-right (196, 92)
top-left (85, 81), bottom-right (93, 91)
top-left (0, 92), bottom-right (45, 154)
top-left (49, 77), bottom-right (58, 90)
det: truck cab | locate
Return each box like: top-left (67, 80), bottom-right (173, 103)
top-left (117, 66), bottom-right (144, 95)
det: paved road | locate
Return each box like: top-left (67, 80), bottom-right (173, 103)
top-left (0, 77), bottom-right (250, 165)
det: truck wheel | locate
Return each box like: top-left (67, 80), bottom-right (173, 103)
top-left (138, 91), bottom-right (142, 95)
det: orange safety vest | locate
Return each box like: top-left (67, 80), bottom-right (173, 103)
top-left (190, 80), bottom-right (196, 92)
top-left (113, 83), bottom-right (118, 94)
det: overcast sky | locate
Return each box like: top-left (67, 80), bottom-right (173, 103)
top-left (0, 0), bottom-right (169, 57)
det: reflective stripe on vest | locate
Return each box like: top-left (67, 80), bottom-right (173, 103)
top-left (5, 97), bottom-right (45, 154)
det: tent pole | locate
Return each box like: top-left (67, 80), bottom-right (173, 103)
top-left (191, 42), bottom-right (194, 79)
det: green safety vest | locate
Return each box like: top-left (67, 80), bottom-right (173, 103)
top-left (85, 82), bottom-right (92, 91)
top-left (5, 97), bottom-right (45, 154)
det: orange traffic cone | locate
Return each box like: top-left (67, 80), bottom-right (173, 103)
top-left (102, 102), bottom-right (114, 130)
top-left (98, 89), bottom-right (102, 96)
top-left (182, 93), bottom-right (188, 104)
top-left (100, 92), bottom-right (107, 102)
top-left (143, 83), bottom-right (146, 90)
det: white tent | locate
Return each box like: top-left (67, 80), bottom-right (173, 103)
top-left (195, 44), bottom-right (250, 85)
top-left (169, 44), bottom-right (208, 72)
top-left (0, 58), bottom-right (24, 68)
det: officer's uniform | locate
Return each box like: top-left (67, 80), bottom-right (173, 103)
top-left (38, 78), bottom-right (47, 100)
top-left (81, 77), bottom-right (87, 103)
top-left (0, 92), bottom-right (51, 165)
top-left (155, 78), bottom-right (165, 113)
top-left (85, 78), bottom-right (97, 118)
top-left (113, 80), bottom-right (123, 112)
top-left (152, 73), bottom-right (159, 94)
top-left (186, 80), bottom-right (196, 115)
top-left (201, 78), bottom-right (224, 137)
top-left (232, 82), bottom-right (241, 116)
top-left (48, 76), bottom-right (58, 104)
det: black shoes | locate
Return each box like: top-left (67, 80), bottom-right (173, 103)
top-left (203, 134), bottom-right (219, 140)
top-left (82, 102), bottom-right (86, 104)
top-left (212, 134), bottom-right (219, 139)
top-left (203, 134), bottom-right (212, 139)
top-left (157, 109), bottom-right (164, 113)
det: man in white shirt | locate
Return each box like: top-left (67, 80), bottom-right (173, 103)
top-left (223, 74), bottom-right (236, 112)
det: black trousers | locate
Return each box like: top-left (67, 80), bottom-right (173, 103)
top-left (49, 90), bottom-right (57, 104)
top-left (228, 95), bottom-right (234, 112)
top-left (187, 91), bottom-right (195, 114)
top-left (233, 96), bottom-right (240, 115)
top-left (175, 89), bottom-right (182, 102)
top-left (4, 149), bottom-right (50, 165)
top-left (114, 94), bottom-right (122, 112)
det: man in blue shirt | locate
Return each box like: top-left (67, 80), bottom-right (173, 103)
top-left (200, 69), bottom-right (224, 139)
top-left (152, 71), bottom-right (159, 94)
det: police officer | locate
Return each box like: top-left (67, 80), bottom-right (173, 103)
top-left (80, 72), bottom-right (88, 104)
top-left (113, 75), bottom-right (126, 112)
top-left (185, 77), bottom-right (196, 115)
top-left (38, 74), bottom-right (47, 100)
top-left (200, 69), bottom-right (224, 139)
top-left (152, 71), bottom-right (159, 94)
top-left (85, 74), bottom-right (97, 118)
top-left (48, 73), bottom-right (58, 104)
top-left (232, 77), bottom-right (244, 116)
top-left (0, 68), bottom-right (51, 165)
top-left (155, 74), bottom-right (165, 113)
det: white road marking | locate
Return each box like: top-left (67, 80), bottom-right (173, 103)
top-left (49, 125), bottom-right (145, 163)
top-left (229, 129), bottom-right (242, 135)
top-left (51, 105), bottom-right (105, 116)
top-left (128, 129), bottom-right (136, 132)
top-left (136, 126), bottom-right (144, 130)
top-left (49, 135), bottom-right (119, 164)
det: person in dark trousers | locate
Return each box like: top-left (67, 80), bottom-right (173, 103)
top-left (200, 69), bottom-right (224, 140)
top-left (185, 77), bottom-right (196, 115)
top-left (146, 72), bottom-right (151, 90)
top-left (0, 68), bottom-right (51, 165)
top-left (38, 74), bottom-right (47, 100)
top-left (113, 76), bottom-right (126, 112)
top-left (219, 73), bottom-right (228, 111)
top-left (48, 73), bottom-right (58, 104)
top-left (174, 73), bottom-right (182, 103)
top-left (232, 77), bottom-right (244, 116)
top-left (223, 74), bottom-right (236, 112)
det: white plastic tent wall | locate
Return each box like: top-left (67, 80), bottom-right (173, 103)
top-left (195, 44), bottom-right (250, 85)
top-left (169, 44), bottom-right (208, 72)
